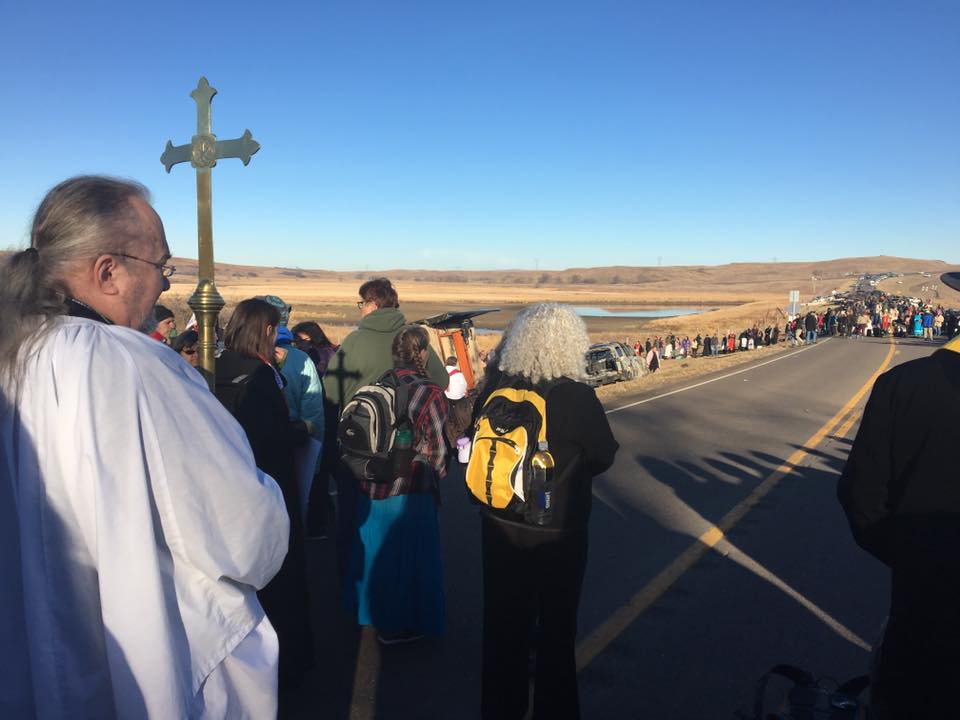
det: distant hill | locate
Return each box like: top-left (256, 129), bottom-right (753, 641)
top-left (2, 252), bottom-right (956, 296)
top-left (166, 255), bottom-right (960, 294)
top-left (374, 256), bottom-right (958, 292)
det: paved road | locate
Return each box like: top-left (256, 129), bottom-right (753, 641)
top-left (289, 335), bottom-right (940, 720)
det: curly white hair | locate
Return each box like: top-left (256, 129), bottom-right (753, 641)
top-left (497, 302), bottom-right (589, 383)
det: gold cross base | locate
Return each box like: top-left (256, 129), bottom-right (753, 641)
top-left (187, 277), bottom-right (226, 389)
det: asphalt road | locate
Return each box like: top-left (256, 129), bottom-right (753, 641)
top-left (290, 335), bottom-right (940, 720)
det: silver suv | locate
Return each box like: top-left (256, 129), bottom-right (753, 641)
top-left (585, 342), bottom-right (643, 387)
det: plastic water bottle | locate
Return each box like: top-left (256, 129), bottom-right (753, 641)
top-left (528, 440), bottom-right (555, 526)
top-left (392, 427), bottom-right (413, 482)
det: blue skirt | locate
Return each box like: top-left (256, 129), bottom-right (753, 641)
top-left (342, 491), bottom-right (445, 636)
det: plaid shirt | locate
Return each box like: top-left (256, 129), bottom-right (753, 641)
top-left (360, 368), bottom-right (449, 500)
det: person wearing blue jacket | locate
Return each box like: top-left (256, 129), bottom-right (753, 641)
top-left (259, 295), bottom-right (325, 441)
top-left (922, 309), bottom-right (934, 341)
top-left (260, 295), bottom-right (325, 536)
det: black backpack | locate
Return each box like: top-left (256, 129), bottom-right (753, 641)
top-left (338, 370), bottom-right (412, 483)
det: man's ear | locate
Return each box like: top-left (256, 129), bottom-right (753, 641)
top-left (91, 254), bottom-right (122, 296)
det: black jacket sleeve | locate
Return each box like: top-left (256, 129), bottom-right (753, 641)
top-left (837, 369), bottom-right (897, 565)
top-left (549, 381), bottom-right (619, 477)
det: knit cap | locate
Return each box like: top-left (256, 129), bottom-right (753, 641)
top-left (258, 295), bottom-right (291, 326)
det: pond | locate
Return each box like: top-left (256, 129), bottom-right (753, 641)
top-left (572, 306), bottom-right (706, 318)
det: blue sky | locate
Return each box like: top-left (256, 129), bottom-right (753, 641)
top-left (1, 1), bottom-right (957, 270)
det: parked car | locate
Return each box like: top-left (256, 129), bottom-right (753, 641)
top-left (585, 342), bottom-right (643, 387)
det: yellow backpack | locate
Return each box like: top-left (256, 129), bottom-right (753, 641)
top-left (466, 382), bottom-right (551, 512)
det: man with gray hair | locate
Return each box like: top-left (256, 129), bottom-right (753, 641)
top-left (0, 176), bottom-right (289, 718)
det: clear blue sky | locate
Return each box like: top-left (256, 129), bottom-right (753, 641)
top-left (1, 1), bottom-right (957, 270)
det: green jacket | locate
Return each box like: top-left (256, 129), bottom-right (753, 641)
top-left (322, 307), bottom-right (448, 408)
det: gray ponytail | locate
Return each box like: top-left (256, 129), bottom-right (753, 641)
top-left (0, 175), bottom-right (150, 385)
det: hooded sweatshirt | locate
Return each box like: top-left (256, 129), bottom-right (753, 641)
top-left (321, 307), bottom-right (448, 408)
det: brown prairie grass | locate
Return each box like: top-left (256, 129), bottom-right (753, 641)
top-left (156, 255), bottom-right (958, 393)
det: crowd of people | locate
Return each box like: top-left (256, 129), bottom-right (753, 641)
top-left (620, 295), bottom-right (958, 377)
top-left (1, 176), bottom-right (617, 720)
top-left (633, 327), bottom-right (784, 372)
top-left (822, 296), bottom-right (957, 340)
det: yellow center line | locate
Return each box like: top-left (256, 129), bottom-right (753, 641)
top-left (832, 406), bottom-right (862, 442)
top-left (576, 337), bottom-right (897, 672)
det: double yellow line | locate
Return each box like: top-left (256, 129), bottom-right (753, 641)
top-left (576, 337), bottom-right (897, 672)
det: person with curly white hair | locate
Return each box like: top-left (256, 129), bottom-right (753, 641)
top-left (475, 302), bottom-right (619, 720)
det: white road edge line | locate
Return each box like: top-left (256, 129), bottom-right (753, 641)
top-left (605, 340), bottom-right (828, 415)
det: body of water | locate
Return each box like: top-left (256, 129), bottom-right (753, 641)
top-left (573, 306), bottom-right (705, 318)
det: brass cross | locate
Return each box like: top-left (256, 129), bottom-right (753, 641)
top-left (160, 77), bottom-right (260, 385)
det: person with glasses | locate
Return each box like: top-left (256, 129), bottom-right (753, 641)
top-left (172, 329), bottom-right (199, 367)
top-left (321, 278), bottom-right (450, 585)
top-left (0, 176), bottom-right (288, 718)
top-left (323, 277), bottom-right (449, 409)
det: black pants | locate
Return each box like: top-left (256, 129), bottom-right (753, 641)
top-left (481, 515), bottom-right (588, 720)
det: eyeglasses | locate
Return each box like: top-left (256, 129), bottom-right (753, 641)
top-left (356, 300), bottom-right (366, 310)
top-left (112, 252), bottom-right (176, 278)
top-left (182, 348), bottom-right (197, 356)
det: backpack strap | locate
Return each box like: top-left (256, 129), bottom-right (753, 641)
top-left (378, 369), bottom-right (413, 429)
top-left (395, 378), bottom-right (412, 429)
top-left (482, 375), bottom-right (565, 446)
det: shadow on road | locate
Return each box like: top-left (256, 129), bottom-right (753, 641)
top-left (576, 432), bottom-right (886, 719)
top-left (283, 464), bottom-right (485, 720)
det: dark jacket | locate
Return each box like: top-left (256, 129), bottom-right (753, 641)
top-left (838, 349), bottom-right (960, 712)
top-left (473, 374), bottom-right (619, 533)
top-left (215, 351), bottom-right (307, 490)
top-left (214, 350), bottom-right (314, 684)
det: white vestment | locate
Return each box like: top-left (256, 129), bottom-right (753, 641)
top-left (0, 317), bottom-right (290, 719)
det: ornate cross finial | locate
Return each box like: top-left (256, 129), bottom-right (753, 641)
top-left (160, 76), bottom-right (260, 387)
top-left (161, 77), bottom-right (260, 172)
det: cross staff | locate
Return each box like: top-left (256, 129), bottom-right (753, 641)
top-left (160, 76), bottom-right (260, 386)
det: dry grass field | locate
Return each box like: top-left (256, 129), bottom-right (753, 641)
top-left (1, 249), bottom-right (953, 392)
top-left (160, 255), bottom-right (960, 349)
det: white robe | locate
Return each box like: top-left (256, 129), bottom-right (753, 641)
top-left (0, 317), bottom-right (290, 719)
